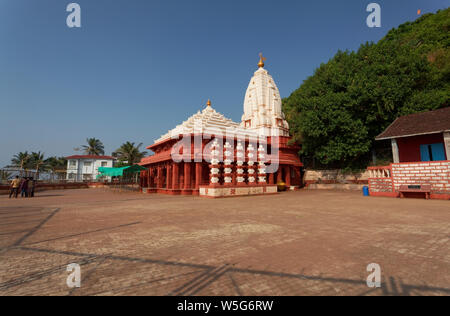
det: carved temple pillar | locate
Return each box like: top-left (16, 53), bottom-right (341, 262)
top-left (247, 143), bottom-right (256, 185)
top-left (172, 163), bottom-right (179, 190)
top-left (148, 169), bottom-right (152, 187)
top-left (156, 165), bottom-right (162, 188)
top-left (184, 163), bottom-right (192, 189)
top-left (195, 162), bottom-right (202, 189)
top-left (152, 168), bottom-right (156, 187)
top-left (166, 164), bottom-right (172, 189)
top-left (257, 144), bottom-right (267, 184)
top-left (236, 141), bottom-right (246, 185)
top-left (276, 168), bottom-right (282, 184)
top-left (268, 172), bottom-right (275, 185)
top-left (209, 139), bottom-right (220, 186)
top-left (285, 166), bottom-right (291, 187)
top-left (223, 141), bottom-right (233, 186)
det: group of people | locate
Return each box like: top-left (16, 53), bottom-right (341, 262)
top-left (9, 176), bottom-right (36, 199)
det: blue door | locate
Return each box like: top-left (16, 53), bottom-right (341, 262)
top-left (431, 143), bottom-right (446, 161)
top-left (420, 145), bottom-right (430, 161)
top-left (420, 143), bottom-right (446, 161)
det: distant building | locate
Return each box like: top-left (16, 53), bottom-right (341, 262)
top-left (66, 155), bottom-right (115, 182)
top-left (376, 107), bottom-right (450, 162)
top-left (368, 107), bottom-right (450, 200)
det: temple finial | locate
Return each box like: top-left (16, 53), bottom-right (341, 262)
top-left (258, 53), bottom-right (266, 68)
top-left (207, 99), bottom-right (211, 107)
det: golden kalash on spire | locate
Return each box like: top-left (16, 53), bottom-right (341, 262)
top-left (206, 99), bottom-right (211, 107)
top-left (258, 53), bottom-right (267, 68)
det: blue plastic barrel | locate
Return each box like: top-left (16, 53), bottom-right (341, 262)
top-left (363, 186), bottom-right (370, 196)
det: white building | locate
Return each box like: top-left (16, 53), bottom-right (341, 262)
top-left (66, 155), bottom-right (115, 182)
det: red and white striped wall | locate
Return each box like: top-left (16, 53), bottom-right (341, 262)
top-left (368, 161), bottom-right (449, 200)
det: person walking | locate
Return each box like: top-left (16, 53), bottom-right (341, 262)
top-left (28, 177), bottom-right (35, 198)
top-left (20, 177), bottom-right (28, 198)
top-left (9, 176), bottom-right (21, 198)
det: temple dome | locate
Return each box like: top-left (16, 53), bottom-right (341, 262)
top-left (240, 62), bottom-right (289, 137)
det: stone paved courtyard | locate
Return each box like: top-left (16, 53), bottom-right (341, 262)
top-left (0, 188), bottom-right (449, 296)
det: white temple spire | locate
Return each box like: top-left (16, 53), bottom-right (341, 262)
top-left (240, 54), bottom-right (290, 137)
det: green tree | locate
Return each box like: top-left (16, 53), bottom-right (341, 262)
top-left (283, 8), bottom-right (450, 169)
top-left (113, 142), bottom-right (147, 166)
top-left (81, 138), bottom-right (105, 156)
top-left (45, 157), bottom-right (67, 181)
top-left (0, 170), bottom-right (12, 183)
top-left (30, 152), bottom-right (46, 180)
top-left (11, 151), bottom-right (30, 176)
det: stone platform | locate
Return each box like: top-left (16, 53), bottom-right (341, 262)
top-left (199, 185), bottom-right (278, 198)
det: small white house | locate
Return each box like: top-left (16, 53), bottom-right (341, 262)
top-left (66, 155), bottom-right (115, 182)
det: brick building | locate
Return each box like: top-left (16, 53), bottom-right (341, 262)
top-left (368, 107), bottom-right (450, 199)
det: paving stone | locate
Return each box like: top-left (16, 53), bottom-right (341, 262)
top-left (0, 189), bottom-right (448, 296)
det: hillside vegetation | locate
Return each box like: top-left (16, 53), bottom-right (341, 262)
top-left (283, 8), bottom-right (449, 169)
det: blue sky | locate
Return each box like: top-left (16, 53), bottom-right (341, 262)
top-left (0, 0), bottom-right (448, 167)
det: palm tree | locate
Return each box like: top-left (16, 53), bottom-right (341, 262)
top-left (45, 157), bottom-right (67, 181)
top-left (113, 142), bottom-right (147, 166)
top-left (30, 152), bottom-right (46, 180)
top-left (0, 170), bottom-right (12, 184)
top-left (11, 152), bottom-right (30, 176)
top-left (81, 138), bottom-right (105, 156)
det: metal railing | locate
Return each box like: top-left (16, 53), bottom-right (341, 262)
top-left (1, 168), bottom-right (142, 198)
top-left (0, 168), bottom-right (140, 186)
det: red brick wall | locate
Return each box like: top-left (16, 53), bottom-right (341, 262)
top-left (397, 133), bottom-right (445, 162)
top-left (392, 161), bottom-right (449, 194)
top-left (368, 178), bottom-right (393, 193)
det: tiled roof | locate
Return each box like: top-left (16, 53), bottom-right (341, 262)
top-left (65, 155), bottom-right (115, 160)
top-left (154, 104), bottom-right (255, 144)
top-left (376, 107), bottom-right (450, 140)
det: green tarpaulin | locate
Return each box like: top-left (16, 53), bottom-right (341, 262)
top-left (97, 165), bottom-right (147, 179)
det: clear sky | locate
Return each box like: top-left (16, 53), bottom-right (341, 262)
top-left (0, 0), bottom-right (448, 167)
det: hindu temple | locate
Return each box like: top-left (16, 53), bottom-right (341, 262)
top-left (139, 55), bottom-right (303, 197)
